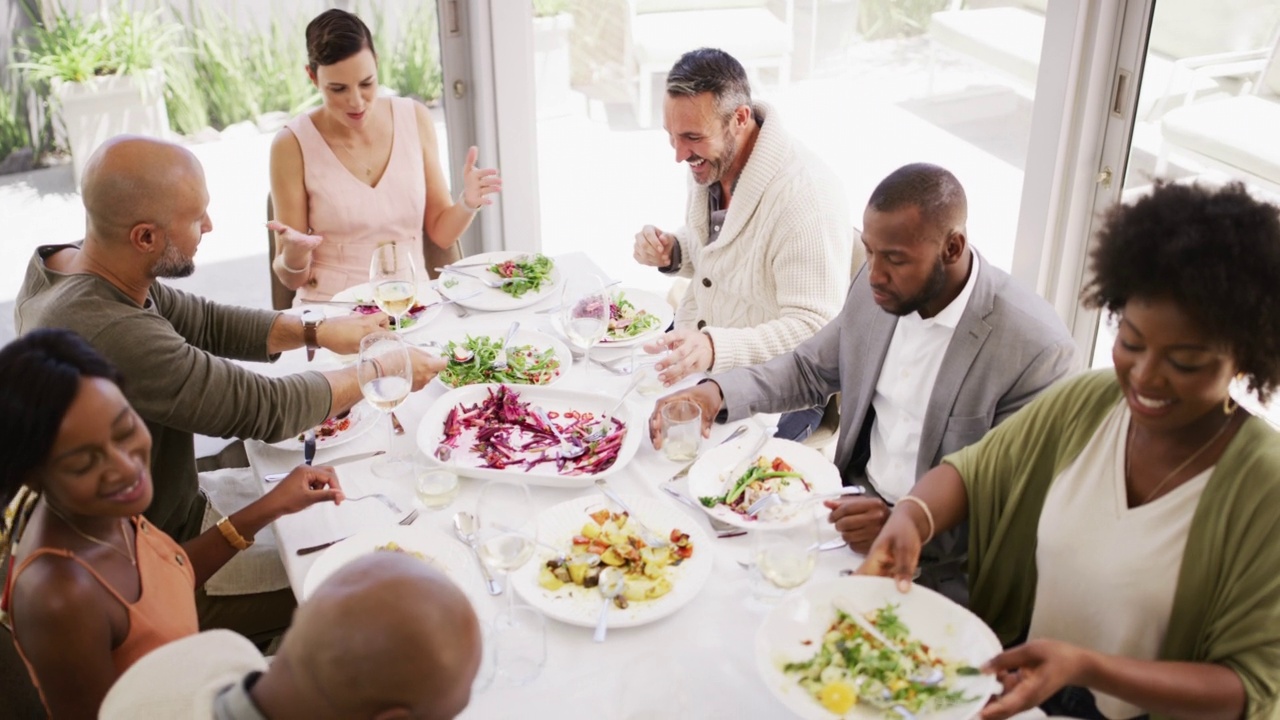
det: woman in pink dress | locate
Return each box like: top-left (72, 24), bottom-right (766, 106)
top-left (268, 9), bottom-right (502, 302)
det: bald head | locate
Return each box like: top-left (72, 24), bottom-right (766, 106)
top-left (272, 553), bottom-right (482, 720)
top-left (82, 136), bottom-right (204, 242)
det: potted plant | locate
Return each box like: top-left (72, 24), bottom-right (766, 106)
top-left (15, 2), bottom-right (179, 183)
top-left (532, 0), bottom-right (575, 117)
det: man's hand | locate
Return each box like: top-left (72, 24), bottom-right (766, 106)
top-left (648, 382), bottom-right (722, 449)
top-left (645, 328), bottom-right (714, 384)
top-left (825, 496), bottom-right (890, 554)
top-left (633, 225), bottom-right (676, 267)
top-left (266, 221), bottom-right (323, 270)
top-left (316, 313), bottom-right (390, 355)
top-left (409, 348), bottom-right (448, 391)
top-left (979, 640), bottom-right (1096, 720)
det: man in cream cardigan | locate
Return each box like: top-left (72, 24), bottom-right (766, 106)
top-left (633, 48), bottom-right (854, 438)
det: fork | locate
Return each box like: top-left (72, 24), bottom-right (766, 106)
top-left (438, 267), bottom-right (520, 288)
top-left (296, 509), bottom-right (418, 555)
top-left (585, 373), bottom-right (644, 442)
top-left (595, 478), bottom-right (671, 547)
top-left (344, 492), bottom-right (403, 514)
top-left (532, 406), bottom-right (584, 458)
top-left (491, 321), bottom-right (521, 371)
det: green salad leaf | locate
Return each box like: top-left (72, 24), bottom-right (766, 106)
top-left (437, 335), bottom-right (561, 387)
top-left (605, 291), bottom-right (662, 340)
top-left (488, 254), bottom-right (554, 298)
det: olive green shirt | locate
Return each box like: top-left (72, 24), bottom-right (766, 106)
top-left (15, 245), bottom-right (331, 541)
top-left (947, 369), bottom-right (1280, 719)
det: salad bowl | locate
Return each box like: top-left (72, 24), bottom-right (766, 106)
top-left (415, 384), bottom-right (644, 488)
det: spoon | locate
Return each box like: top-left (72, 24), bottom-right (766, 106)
top-left (451, 511), bottom-right (503, 596)
top-left (585, 373), bottom-right (645, 442)
top-left (532, 406), bottom-right (584, 459)
top-left (415, 339), bottom-right (475, 363)
top-left (491, 321), bottom-right (521, 371)
top-left (593, 567), bottom-right (627, 643)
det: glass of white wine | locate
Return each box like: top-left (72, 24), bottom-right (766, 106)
top-left (559, 275), bottom-right (609, 375)
top-left (475, 480), bottom-right (544, 683)
top-left (356, 332), bottom-right (412, 478)
top-left (752, 516), bottom-right (820, 603)
top-left (369, 242), bottom-right (417, 331)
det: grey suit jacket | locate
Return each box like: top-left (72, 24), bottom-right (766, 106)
top-left (719, 250), bottom-right (1078, 488)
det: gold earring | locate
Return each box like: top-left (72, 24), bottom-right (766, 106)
top-left (1224, 394), bottom-right (1238, 415)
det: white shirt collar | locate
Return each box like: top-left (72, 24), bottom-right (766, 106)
top-left (909, 251), bottom-right (980, 329)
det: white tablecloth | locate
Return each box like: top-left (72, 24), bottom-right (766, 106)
top-left (243, 252), bottom-right (1046, 720)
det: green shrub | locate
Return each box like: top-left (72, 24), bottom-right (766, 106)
top-left (858, 0), bottom-right (950, 40)
top-left (14, 1), bottom-right (179, 84)
top-left (533, 0), bottom-right (570, 17)
top-left (362, 2), bottom-right (444, 105)
top-left (0, 82), bottom-right (32, 163)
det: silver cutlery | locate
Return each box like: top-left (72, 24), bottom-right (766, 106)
top-left (585, 373), bottom-right (644, 442)
top-left (533, 406), bottom-right (584, 459)
top-left (295, 508), bottom-right (418, 556)
top-left (438, 266), bottom-right (522, 288)
top-left (593, 567), bottom-right (626, 643)
top-left (659, 485), bottom-right (746, 538)
top-left (595, 478), bottom-right (670, 548)
top-left (452, 511), bottom-right (503, 595)
top-left (303, 428), bottom-right (316, 467)
top-left (264, 449), bottom-right (386, 483)
top-left (745, 485), bottom-right (866, 517)
top-left (664, 424), bottom-right (750, 484)
top-left (491, 321), bottom-right (520, 371)
top-left (344, 492), bottom-right (403, 514)
top-left (446, 255), bottom-right (527, 270)
top-left (299, 299), bottom-right (361, 307)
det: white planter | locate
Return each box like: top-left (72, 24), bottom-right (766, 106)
top-left (533, 12), bottom-right (575, 118)
top-left (54, 68), bottom-right (170, 185)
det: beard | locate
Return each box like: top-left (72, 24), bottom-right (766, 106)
top-left (690, 122), bottom-right (739, 187)
top-left (882, 254), bottom-right (947, 317)
top-left (152, 235), bottom-right (195, 279)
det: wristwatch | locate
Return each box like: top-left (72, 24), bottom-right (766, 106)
top-left (301, 309), bottom-right (324, 362)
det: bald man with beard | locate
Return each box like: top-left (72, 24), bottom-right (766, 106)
top-left (99, 553), bottom-right (483, 720)
top-left (12, 136), bottom-right (445, 644)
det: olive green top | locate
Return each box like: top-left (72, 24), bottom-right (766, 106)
top-left (948, 369), bottom-right (1280, 719)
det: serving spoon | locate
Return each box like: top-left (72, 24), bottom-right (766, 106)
top-left (593, 567), bottom-right (627, 643)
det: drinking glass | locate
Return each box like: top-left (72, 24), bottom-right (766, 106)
top-left (476, 480), bottom-right (544, 682)
top-left (491, 605), bottom-right (546, 686)
top-left (660, 400), bottom-right (702, 461)
top-left (414, 465), bottom-right (459, 511)
top-left (559, 275), bottom-right (609, 375)
top-left (369, 242), bottom-right (417, 331)
top-left (356, 332), bottom-right (412, 477)
top-left (752, 516), bottom-right (820, 603)
top-left (630, 346), bottom-right (666, 396)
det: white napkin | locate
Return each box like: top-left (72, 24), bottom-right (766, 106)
top-left (198, 468), bottom-right (289, 596)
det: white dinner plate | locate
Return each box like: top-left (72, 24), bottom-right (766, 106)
top-left (300, 525), bottom-right (490, 619)
top-left (272, 401), bottom-right (380, 452)
top-left (330, 281), bottom-right (443, 335)
top-left (686, 437), bottom-right (843, 530)
top-left (598, 287), bottom-right (674, 347)
top-left (415, 384), bottom-right (643, 488)
top-left (432, 324), bottom-right (573, 390)
top-left (511, 494), bottom-right (713, 630)
top-left (436, 252), bottom-right (560, 312)
top-left (756, 576), bottom-right (1003, 720)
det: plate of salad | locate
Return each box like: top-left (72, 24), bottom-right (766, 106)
top-left (415, 384), bottom-right (644, 488)
top-left (599, 288), bottom-right (673, 346)
top-left (271, 402), bottom-right (380, 452)
top-left (756, 576), bottom-right (1002, 720)
top-left (685, 437), bottom-right (842, 530)
top-left (511, 494), bottom-right (713, 630)
top-left (433, 327), bottom-right (572, 389)
top-left (436, 252), bottom-right (560, 312)
top-left (330, 281), bottom-right (443, 334)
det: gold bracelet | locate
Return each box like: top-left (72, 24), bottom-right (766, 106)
top-left (216, 516), bottom-right (254, 551)
top-left (897, 496), bottom-right (935, 545)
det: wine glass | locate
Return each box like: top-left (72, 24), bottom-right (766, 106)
top-left (751, 516), bottom-right (820, 604)
top-left (369, 242), bottom-right (418, 331)
top-left (475, 480), bottom-right (544, 684)
top-left (356, 332), bottom-right (412, 478)
top-left (559, 275), bottom-right (609, 375)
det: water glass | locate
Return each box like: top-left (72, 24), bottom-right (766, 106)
top-left (492, 605), bottom-right (546, 686)
top-left (414, 466), bottom-right (459, 511)
top-left (751, 518), bottom-right (820, 603)
top-left (660, 400), bottom-right (702, 461)
top-left (630, 347), bottom-right (666, 396)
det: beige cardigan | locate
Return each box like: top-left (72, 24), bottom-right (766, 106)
top-left (665, 102), bottom-right (853, 372)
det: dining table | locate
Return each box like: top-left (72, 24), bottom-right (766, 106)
top-left (241, 252), bottom-right (1047, 720)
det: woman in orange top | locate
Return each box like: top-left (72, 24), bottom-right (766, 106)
top-left (0, 329), bottom-right (345, 719)
top-left (268, 8), bottom-right (503, 302)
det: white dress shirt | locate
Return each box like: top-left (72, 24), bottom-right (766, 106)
top-left (865, 253), bottom-right (980, 503)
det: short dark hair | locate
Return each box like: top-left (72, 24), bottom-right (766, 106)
top-left (306, 9), bottom-right (377, 76)
top-left (0, 329), bottom-right (125, 505)
top-left (867, 163), bottom-right (968, 237)
top-left (1083, 180), bottom-right (1280, 402)
top-left (665, 48), bottom-right (751, 119)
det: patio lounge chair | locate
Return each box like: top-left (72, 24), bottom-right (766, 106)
top-left (627, 0), bottom-right (794, 128)
top-left (1156, 33), bottom-right (1280, 194)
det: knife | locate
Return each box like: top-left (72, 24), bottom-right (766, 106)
top-left (264, 449), bottom-right (385, 483)
top-left (303, 429), bottom-right (316, 467)
top-left (296, 536), bottom-right (351, 556)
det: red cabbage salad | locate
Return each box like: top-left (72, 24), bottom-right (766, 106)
top-left (352, 301), bottom-right (429, 329)
top-left (438, 386), bottom-right (626, 475)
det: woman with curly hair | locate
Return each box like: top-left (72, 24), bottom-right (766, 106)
top-left (0, 329), bottom-right (345, 719)
top-left (859, 181), bottom-right (1280, 720)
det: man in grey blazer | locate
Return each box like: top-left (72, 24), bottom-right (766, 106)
top-left (650, 163), bottom-right (1077, 603)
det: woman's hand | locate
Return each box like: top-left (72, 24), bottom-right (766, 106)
top-left (460, 146), bottom-right (502, 209)
top-left (979, 640), bottom-right (1096, 720)
top-left (856, 508), bottom-right (926, 592)
top-left (267, 220), bottom-right (324, 271)
top-left (262, 465), bottom-right (344, 516)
